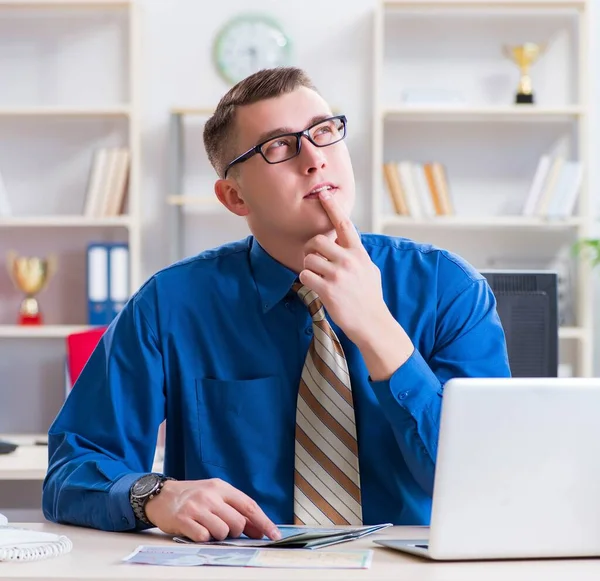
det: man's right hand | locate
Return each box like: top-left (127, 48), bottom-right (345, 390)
top-left (144, 478), bottom-right (282, 543)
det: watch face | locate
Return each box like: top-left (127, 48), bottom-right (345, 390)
top-left (132, 474), bottom-right (159, 498)
top-left (213, 14), bottom-right (291, 85)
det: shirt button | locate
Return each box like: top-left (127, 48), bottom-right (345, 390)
top-left (398, 391), bottom-right (409, 400)
top-left (122, 517), bottom-right (129, 525)
top-left (305, 327), bottom-right (313, 336)
top-left (284, 301), bottom-right (290, 309)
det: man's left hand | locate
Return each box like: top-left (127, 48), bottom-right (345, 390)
top-left (299, 190), bottom-right (392, 347)
top-left (299, 189), bottom-right (414, 380)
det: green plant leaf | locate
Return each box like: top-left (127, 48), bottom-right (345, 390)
top-left (573, 238), bottom-right (600, 267)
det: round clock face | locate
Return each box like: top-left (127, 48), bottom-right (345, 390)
top-left (213, 14), bottom-right (291, 85)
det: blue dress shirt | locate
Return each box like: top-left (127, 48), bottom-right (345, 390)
top-left (42, 233), bottom-right (510, 532)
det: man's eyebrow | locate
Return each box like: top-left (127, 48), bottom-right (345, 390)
top-left (254, 114), bottom-right (332, 146)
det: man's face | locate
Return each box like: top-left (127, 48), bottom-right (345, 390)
top-left (229, 86), bottom-right (356, 243)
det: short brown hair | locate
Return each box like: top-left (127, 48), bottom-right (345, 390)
top-left (203, 67), bottom-right (318, 178)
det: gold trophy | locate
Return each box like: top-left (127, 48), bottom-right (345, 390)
top-left (503, 42), bottom-right (547, 104)
top-left (6, 250), bottom-right (57, 325)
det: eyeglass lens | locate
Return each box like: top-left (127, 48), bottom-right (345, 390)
top-left (260, 117), bottom-right (346, 164)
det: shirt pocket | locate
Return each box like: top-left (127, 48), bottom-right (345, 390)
top-left (195, 376), bottom-right (283, 469)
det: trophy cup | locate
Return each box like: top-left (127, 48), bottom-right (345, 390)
top-left (6, 250), bottom-right (57, 325)
top-left (503, 42), bottom-right (547, 104)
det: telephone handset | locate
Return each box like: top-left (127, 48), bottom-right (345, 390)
top-left (0, 513), bottom-right (72, 562)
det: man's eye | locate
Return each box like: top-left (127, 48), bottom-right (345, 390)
top-left (315, 125), bottom-right (333, 135)
top-left (267, 138), bottom-right (292, 151)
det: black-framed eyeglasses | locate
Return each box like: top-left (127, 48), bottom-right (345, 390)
top-left (223, 114), bottom-right (347, 178)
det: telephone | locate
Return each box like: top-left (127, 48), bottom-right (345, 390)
top-left (0, 513), bottom-right (72, 562)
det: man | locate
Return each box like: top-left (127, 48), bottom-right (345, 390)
top-left (42, 67), bottom-right (510, 542)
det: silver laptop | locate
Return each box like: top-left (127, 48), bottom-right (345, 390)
top-left (375, 377), bottom-right (600, 560)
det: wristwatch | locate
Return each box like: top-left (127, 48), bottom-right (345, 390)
top-left (129, 473), bottom-right (174, 526)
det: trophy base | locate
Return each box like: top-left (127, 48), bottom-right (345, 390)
top-left (515, 93), bottom-right (534, 104)
top-left (18, 297), bottom-right (43, 325)
top-left (18, 312), bottom-right (42, 325)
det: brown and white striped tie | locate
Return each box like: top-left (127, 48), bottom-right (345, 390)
top-left (292, 282), bottom-right (363, 526)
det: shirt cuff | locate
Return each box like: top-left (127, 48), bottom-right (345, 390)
top-left (369, 348), bottom-right (441, 418)
top-left (109, 472), bottom-right (149, 531)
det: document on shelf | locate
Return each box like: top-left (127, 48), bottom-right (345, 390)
top-left (173, 523), bottom-right (392, 550)
top-left (124, 545), bottom-right (373, 569)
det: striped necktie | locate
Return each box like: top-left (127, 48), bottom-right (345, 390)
top-left (292, 282), bottom-right (363, 526)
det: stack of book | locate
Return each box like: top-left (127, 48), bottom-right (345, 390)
top-left (383, 160), bottom-right (454, 217)
top-left (521, 155), bottom-right (583, 218)
top-left (83, 147), bottom-right (131, 217)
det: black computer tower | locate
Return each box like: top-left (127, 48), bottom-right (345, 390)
top-left (481, 271), bottom-right (559, 378)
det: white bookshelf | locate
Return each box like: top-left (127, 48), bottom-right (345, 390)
top-left (0, 325), bottom-right (91, 338)
top-left (0, 1), bottom-right (130, 8)
top-left (166, 195), bottom-right (222, 208)
top-left (372, 0), bottom-right (593, 376)
top-left (559, 326), bottom-right (589, 341)
top-left (383, 105), bottom-right (584, 120)
top-left (0, 0), bottom-right (141, 433)
top-left (0, 216), bottom-right (132, 227)
top-left (381, 215), bottom-right (584, 229)
top-left (0, 106), bottom-right (131, 117)
top-left (383, 0), bottom-right (586, 7)
top-left (166, 107), bottom-right (247, 263)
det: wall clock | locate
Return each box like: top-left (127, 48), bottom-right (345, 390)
top-left (213, 13), bottom-right (292, 86)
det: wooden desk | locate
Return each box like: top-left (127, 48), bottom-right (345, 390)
top-left (0, 435), bottom-right (163, 480)
top-left (2, 523), bottom-right (600, 580)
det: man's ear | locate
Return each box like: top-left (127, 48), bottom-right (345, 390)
top-left (214, 178), bottom-right (250, 217)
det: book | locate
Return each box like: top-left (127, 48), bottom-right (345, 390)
top-left (545, 160), bottom-right (583, 218)
top-left (382, 162), bottom-right (408, 215)
top-left (174, 523), bottom-right (392, 550)
top-left (522, 155), bottom-right (551, 216)
top-left (83, 148), bottom-right (130, 217)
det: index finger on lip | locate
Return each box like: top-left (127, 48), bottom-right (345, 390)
top-left (319, 190), bottom-right (359, 248)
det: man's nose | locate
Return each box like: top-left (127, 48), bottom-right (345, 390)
top-left (299, 136), bottom-right (326, 173)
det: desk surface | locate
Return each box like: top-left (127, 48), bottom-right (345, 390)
top-left (0, 435), bottom-right (163, 480)
top-left (0, 435), bottom-right (49, 480)
top-left (2, 523), bottom-right (600, 581)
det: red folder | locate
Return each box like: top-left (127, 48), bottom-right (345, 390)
top-left (66, 327), bottom-right (107, 385)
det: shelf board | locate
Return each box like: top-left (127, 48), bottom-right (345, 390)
top-left (0, 325), bottom-right (96, 338)
top-left (381, 215), bottom-right (583, 229)
top-left (559, 326), bottom-right (589, 341)
top-left (0, 215), bottom-right (131, 227)
top-left (171, 107), bottom-right (214, 117)
top-left (167, 195), bottom-right (223, 208)
top-left (383, 0), bottom-right (586, 9)
top-left (0, 0), bottom-right (130, 8)
top-left (382, 105), bottom-right (584, 121)
top-left (0, 105), bottom-right (131, 117)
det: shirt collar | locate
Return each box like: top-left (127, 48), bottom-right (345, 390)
top-left (249, 237), bottom-right (299, 314)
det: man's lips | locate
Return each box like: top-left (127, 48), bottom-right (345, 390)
top-left (304, 186), bottom-right (338, 199)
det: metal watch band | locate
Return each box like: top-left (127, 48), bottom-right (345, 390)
top-left (130, 474), bottom-right (174, 526)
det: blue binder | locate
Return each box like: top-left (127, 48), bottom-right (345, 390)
top-left (86, 242), bottom-right (130, 325)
